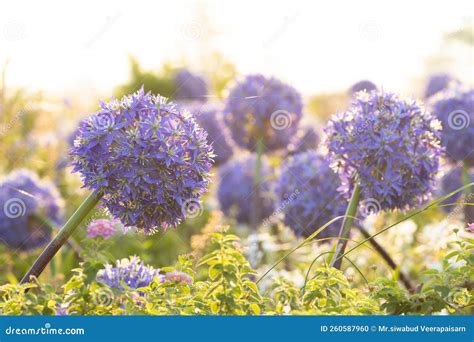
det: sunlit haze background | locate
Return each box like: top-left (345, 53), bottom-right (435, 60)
top-left (1, 0), bottom-right (473, 104)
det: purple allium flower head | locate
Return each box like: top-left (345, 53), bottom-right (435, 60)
top-left (437, 167), bottom-right (474, 213)
top-left (325, 91), bottom-right (443, 211)
top-left (165, 271), bottom-right (192, 284)
top-left (276, 151), bottom-right (347, 240)
top-left (224, 74), bottom-right (303, 151)
top-left (188, 102), bottom-right (235, 166)
top-left (348, 80), bottom-right (377, 96)
top-left (96, 256), bottom-right (163, 291)
top-left (424, 73), bottom-right (459, 99)
top-left (0, 169), bottom-right (63, 250)
top-left (86, 219), bottom-right (117, 239)
top-left (173, 69), bottom-right (209, 102)
top-left (286, 124), bottom-right (320, 156)
top-left (429, 85), bottom-right (474, 166)
top-left (217, 153), bottom-right (276, 225)
top-left (70, 88), bottom-right (214, 234)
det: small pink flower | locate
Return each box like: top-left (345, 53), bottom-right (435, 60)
top-left (87, 219), bottom-right (116, 239)
top-left (466, 223), bottom-right (474, 233)
top-left (165, 271), bottom-right (192, 285)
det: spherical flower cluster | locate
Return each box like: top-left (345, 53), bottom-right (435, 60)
top-left (438, 167), bottom-right (474, 213)
top-left (424, 73), bottom-right (459, 99)
top-left (86, 219), bottom-right (118, 239)
top-left (325, 91), bottom-right (443, 211)
top-left (189, 103), bottom-right (235, 165)
top-left (286, 124), bottom-right (320, 156)
top-left (217, 153), bottom-right (276, 225)
top-left (165, 271), bottom-right (192, 284)
top-left (96, 256), bottom-right (163, 290)
top-left (70, 88), bottom-right (214, 234)
top-left (429, 85), bottom-right (474, 166)
top-left (276, 151), bottom-right (347, 240)
top-left (224, 74), bottom-right (303, 151)
top-left (348, 80), bottom-right (377, 96)
top-left (173, 69), bottom-right (209, 102)
top-left (0, 169), bottom-right (63, 250)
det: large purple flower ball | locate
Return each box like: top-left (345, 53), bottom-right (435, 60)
top-left (188, 103), bottom-right (235, 166)
top-left (348, 80), bottom-right (377, 96)
top-left (325, 91), bottom-right (443, 211)
top-left (286, 124), bottom-right (320, 156)
top-left (70, 89), bottom-right (214, 234)
top-left (173, 69), bottom-right (209, 103)
top-left (224, 74), bottom-right (303, 151)
top-left (0, 169), bottom-right (63, 250)
top-left (217, 153), bottom-right (276, 225)
top-left (276, 151), bottom-right (347, 240)
top-left (424, 73), bottom-right (459, 99)
top-left (429, 85), bottom-right (474, 166)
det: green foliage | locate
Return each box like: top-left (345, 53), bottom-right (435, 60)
top-left (369, 236), bottom-right (473, 315)
top-left (1, 226), bottom-right (472, 316)
top-left (114, 57), bottom-right (176, 99)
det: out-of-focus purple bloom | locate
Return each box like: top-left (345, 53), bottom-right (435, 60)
top-left (429, 85), bottom-right (474, 166)
top-left (0, 169), bottom-right (63, 251)
top-left (70, 88), bottom-right (214, 234)
top-left (96, 256), bottom-right (163, 291)
top-left (224, 74), bottom-right (303, 151)
top-left (425, 73), bottom-right (459, 99)
top-left (276, 151), bottom-right (347, 240)
top-left (325, 91), bottom-right (443, 211)
top-left (437, 167), bottom-right (474, 213)
top-left (165, 271), bottom-right (192, 284)
top-left (467, 223), bottom-right (474, 233)
top-left (86, 219), bottom-right (118, 239)
top-left (173, 69), bottom-right (209, 102)
top-left (286, 124), bottom-right (320, 156)
top-left (55, 303), bottom-right (69, 316)
top-left (348, 80), bottom-right (377, 96)
top-left (217, 153), bottom-right (276, 225)
top-left (187, 102), bottom-right (235, 166)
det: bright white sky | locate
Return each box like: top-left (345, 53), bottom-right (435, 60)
top-left (1, 0), bottom-right (473, 101)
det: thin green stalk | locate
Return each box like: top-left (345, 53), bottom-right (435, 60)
top-left (462, 161), bottom-right (473, 224)
top-left (330, 183), bottom-right (361, 269)
top-left (31, 214), bottom-right (83, 257)
top-left (20, 192), bottom-right (101, 284)
top-left (250, 135), bottom-right (264, 231)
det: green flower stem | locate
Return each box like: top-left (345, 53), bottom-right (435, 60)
top-left (330, 183), bottom-right (361, 269)
top-left (357, 226), bottom-right (414, 292)
top-left (20, 192), bottom-right (101, 285)
top-left (31, 214), bottom-right (83, 257)
top-left (250, 135), bottom-right (264, 231)
top-left (462, 161), bottom-right (473, 224)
